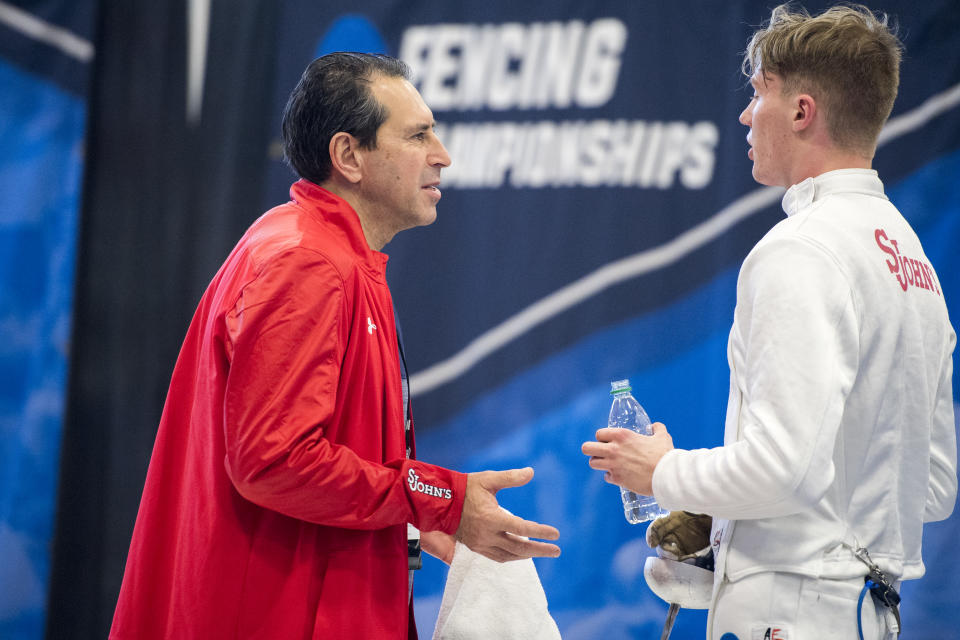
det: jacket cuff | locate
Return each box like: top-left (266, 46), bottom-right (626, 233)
top-left (651, 448), bottom-right (682, 511)
top-left (404, 461), bottom-right (468, 535)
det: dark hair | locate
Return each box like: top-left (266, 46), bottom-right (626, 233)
top-left (281, 52), bottom-right (410, 184)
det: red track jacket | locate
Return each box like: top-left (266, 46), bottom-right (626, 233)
top-left (110, 180), bottom-right (467, 639)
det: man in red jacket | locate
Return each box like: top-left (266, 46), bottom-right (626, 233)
top-left (110, 52), bottom-right (560, 640)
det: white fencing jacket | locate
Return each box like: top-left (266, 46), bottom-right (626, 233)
top-left (653, 169), bottom-right (957, 582)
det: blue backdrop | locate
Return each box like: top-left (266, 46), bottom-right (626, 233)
top-left (0, 1), bottom-right (92, 636)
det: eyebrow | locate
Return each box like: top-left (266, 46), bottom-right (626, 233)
top-left (408, 121), bottom-right (435, 134)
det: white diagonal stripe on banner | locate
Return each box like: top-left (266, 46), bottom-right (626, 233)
top-left (409, 80), bottom-right (960, 397)
top-left (0, 1), bottom-right (93, 62)
top-left (410, 186), bottom-right (782, 395)
top-left (878, 82), bottom-right (960, 146)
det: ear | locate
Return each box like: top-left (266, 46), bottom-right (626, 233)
top-left (328, 132), bottom-right (363, 184)
top-left (793, 94), bottom-right (817, 132)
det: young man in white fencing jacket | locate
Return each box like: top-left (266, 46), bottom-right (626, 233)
top-left (583, 5), bottom-right (957, 639)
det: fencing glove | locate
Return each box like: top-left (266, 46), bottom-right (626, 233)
top-left (646, 511), bottom-right (712, 563)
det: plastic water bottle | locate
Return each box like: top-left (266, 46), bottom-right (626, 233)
top-left (608, 379), bottom-right (666, 524)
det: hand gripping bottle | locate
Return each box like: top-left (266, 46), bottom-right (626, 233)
top-left (608, 379), bottom-right (667, 524)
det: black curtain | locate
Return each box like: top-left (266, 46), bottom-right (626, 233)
top-left (46, 1), bottom-right (279, 637)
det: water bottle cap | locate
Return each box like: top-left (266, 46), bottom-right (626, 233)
top-left (610, 379), bottom-right (632, 395)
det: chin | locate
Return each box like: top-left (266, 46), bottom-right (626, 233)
top-left (751, 166), bottom-right (775, 187)
top-left (404, 210), bottom-right (437, 229)
top-left (413, 207), bottom-right (438, 228)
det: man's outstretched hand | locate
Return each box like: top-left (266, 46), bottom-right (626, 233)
top-left (455, 467), bottom-right (561, 563)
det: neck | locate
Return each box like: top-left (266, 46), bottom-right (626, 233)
top-left (786, 144), bottom-right (872, 187)
top-left (320, 180), bottom-right (394, 251)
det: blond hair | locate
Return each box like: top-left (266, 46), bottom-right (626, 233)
top-left (743, 3), bottom-right (902, 155)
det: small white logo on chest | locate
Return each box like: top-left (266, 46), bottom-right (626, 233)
top-left (367, 316), bottom-right (377, 334)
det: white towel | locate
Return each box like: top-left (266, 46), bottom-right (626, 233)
top-left (432, 541), bottom-right (562, 640)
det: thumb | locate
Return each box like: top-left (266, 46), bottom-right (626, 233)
top-left (482, 467), bottom-right (534, 492)
top-left (647, 516), bottom-right (665, 547)
top-left (650, 422), bottom-right (666, 435)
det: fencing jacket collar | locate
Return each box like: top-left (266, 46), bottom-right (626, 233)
top-left (782, 168), bottom-right (889, 218)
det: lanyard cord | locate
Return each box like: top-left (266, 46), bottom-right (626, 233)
top-left (857, 580), bottom-right (874, 640)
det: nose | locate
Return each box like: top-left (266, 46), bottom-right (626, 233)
top-left (739, 104), bottom-right (752, 127)
top-left (430, 134), bottom-right (452, 168)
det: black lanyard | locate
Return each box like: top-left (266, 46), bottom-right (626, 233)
top-left (393, 308), bottom-right (413, 458)
top-left (395, 309), bottom-right (422, 572)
